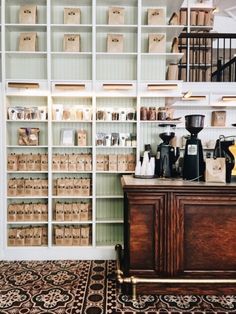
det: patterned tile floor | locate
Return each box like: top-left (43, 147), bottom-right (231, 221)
top-left (0, 260), bottom-right (236, 313)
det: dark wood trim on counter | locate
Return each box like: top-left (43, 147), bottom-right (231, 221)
top-left (121, 175), bottom-right (236, 294)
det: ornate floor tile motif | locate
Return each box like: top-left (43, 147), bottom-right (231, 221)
top-left (1, 260), bottom-right (236, 314)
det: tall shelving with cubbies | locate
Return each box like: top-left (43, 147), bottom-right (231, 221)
top-left (2, 0), bottom-right (218, 260)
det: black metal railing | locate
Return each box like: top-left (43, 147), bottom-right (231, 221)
top-left (178, 33), bottom-right (236, 82)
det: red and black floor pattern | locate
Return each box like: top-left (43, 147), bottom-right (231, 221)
top-left (1, 260), bottom-right (236, 313)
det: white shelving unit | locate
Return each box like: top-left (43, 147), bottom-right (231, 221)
top-left (1, 0), bottom-right (236, 261)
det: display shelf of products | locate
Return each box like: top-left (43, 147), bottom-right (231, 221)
top-left (2, 0), bottom-right (227, 259)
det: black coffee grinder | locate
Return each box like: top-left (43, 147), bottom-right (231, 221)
top-left (156, 124), bottom-right (180, 178)
top-left (183, 114), bottom-right (205, 181)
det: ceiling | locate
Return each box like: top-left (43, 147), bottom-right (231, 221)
top-left (215, 0), bottom-right (236, 18)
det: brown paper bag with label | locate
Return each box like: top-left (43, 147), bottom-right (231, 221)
top-left (19, 33), bottom-right (37, 51)
top-left (107, 34), bottom-right (124, 53)
top-left (16, 204), bottom-right (25, 221)
top-left (52, 154), bottom-right (61, 171)
top-left (15, 228), bottom-right (25, 246)
top-left (41, 154), bottom-right (48, 171)
top-left (55, 227), bottom-right (64, 246)
top-left (63, 34), bottom-right (80, 52)
top-left (25, 227), bottom-right (34, 246)
top-left (16, 178), bottom-right (25, 196)
top-left (77, 129), bottom-right (87, 146)
top-left (147, 8), bottom-right (165, 25)
top-left (55, 203), bottom-right (64, 221)
top-left (33, 203), bottom-right (42, 221)
top-left (42, 226), bottom-right (48, 245)
top-left (72, 203), bottom-right (80, 221)
top-left (60, 154), bottom-right (69, 171)
top-left (69, 154), bottom-right (77, 171)
top-left (19, 5), bottom-right (37, 24)
top-left (211, 111), bottom-right (226, 127)
top-left (148, 34), bottom-right (166, 53)
top-left (64, 8), bottom-right (81, 24)
top-left (205, 158), bottom-right (226, 183)
top-left (8, 204), bottom-right (17, 222)
top-left (72, 227), bottom-right (81, 246)
top-left (8, 178), bottom-right (17, 196)
top-left (109, 154), bottom-right (117, 171)
top-left (41, 204), bottom-right (48, 221)
top-left (84, 154), bottom-right (92, 171)
top-left (8, 229), bottom-right (17, 246)
top-left (118, 154), bottom-right (127, 171)
top-left (7, 154), bottom-right (18, 171)
top-left (64, 227), bottom-right (73, 246)
top-left (80, 226), bottom-right (90, 246)
top-left (64, 203), bottom-right (72, 221)
top-left (108, 7), bottom-right (125, 25)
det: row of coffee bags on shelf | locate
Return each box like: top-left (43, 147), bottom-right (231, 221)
top-left (52, 105), bottom-right (91, 121)
top-left (8, 106), bottom-right (47, 121)
top-left (54, 202), bottom-right (92, 221)
top-left (54, 225), bottom-right (91, 246)
top-left (96, 133), bottom-right (136, 147)
top-left (8, 178), bottom-right (48, 196)
top-left (8, 203), bottom-right (48, 222)
top-left (169, 9), bottom-right (214, 26)
top-left (8, 153), bottom-right (48, 171)
top-left (53, 178), bottom-right (91, 196)
top-left (52, 153), bottom-right (92, 172)
top-left (96, 108), bottom-right (136, 121)
top-left (106, 34), bottom-right (179, 54)
top-left (140, 107), bottom-right (173, 121)
top-left (8, 226), bottom-right (48, 246)
top-left (96, 154), bottom-right (136, 172)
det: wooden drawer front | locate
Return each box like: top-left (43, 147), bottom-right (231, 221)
top-left (176, 195), bottom-right (236, 273)
top-left (127, 195), bottom-right (165, 275)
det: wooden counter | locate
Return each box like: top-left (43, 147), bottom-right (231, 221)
top-left (121, 175), bottom-right (236, 294)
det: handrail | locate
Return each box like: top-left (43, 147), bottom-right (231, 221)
top-left (178, 32), bottom-right (236, 82)
top-left (115, 244), bottom-right (236, 301)
top-left (212, 56), bottom-right (236, 78)
top-left (179, 33), bottom-right (236, 39)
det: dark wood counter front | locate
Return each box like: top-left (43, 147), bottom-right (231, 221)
top-left (121, 175), bottom-right (236, 294)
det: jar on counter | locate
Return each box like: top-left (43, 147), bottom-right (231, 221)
top-left (149, 107), bottom-right (156, 120)
top-left (140, 107), bottom-right (148, 120)
top-left (157, 107), bottom-right (167, 121)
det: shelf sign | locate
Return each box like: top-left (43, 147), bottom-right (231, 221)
top-left (8, 82), bottom-right (39, 89)
top-left (55, 84), bottom-right (86, 91)
top-left (147, 84), bottom-right (178, 90)
top-left (103, 84), bottom-right (133, 90)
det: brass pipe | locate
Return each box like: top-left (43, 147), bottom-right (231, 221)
top-left (115, 244), bottom-right (236, 301)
